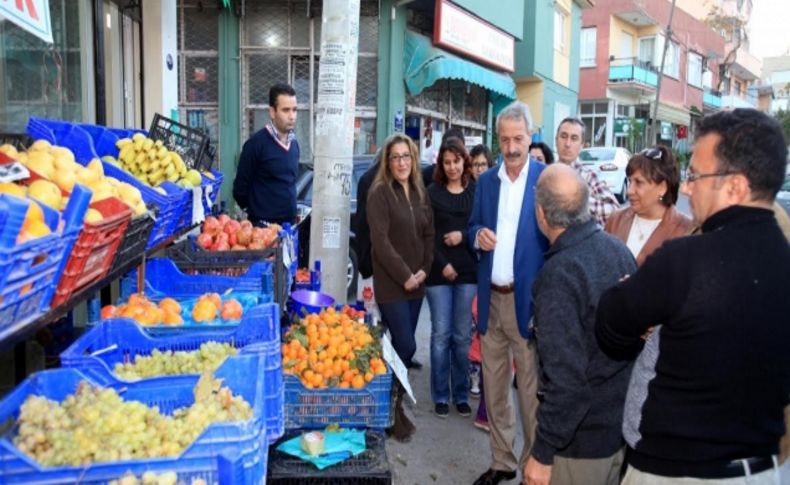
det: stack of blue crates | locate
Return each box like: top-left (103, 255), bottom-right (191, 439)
top-left (0, 354), bottom-right (268, 484)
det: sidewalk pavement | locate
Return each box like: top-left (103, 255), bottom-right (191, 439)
top-left (385, 301), bottom-right (525, 485)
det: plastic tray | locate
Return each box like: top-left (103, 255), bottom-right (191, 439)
top-left (267, 430), bottom-right (391, 485)
top-left (108, 204), bottom-right (158, 275)
top-left (148, 113), bottom-right (210, 171)
top-left (51, 196), bottom-right (132, 307)
top-left (283, 367), bottom-right (393, 430)
top-left (119, 257), bottom-right (274, 301)
top-left (0, 355), bottom-right (268, 484)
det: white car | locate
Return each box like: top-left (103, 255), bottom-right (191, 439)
top-left (579, 147), bottom-right (632, 203)
top-left (777, 175), bottom-right (790, 216)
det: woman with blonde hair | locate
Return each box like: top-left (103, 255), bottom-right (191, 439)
top-left (368, 133), bottom-right (434, 442)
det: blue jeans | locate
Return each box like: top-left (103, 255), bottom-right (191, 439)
top-left (426, 283), bottom-right (476, 404)
top-left (378, 298), bottom-right (423, 369)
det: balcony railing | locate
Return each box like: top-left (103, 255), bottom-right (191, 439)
top-left (703, 89), bottom-right (722, 108)
top-left (608, 58), bottom-right (658, 88)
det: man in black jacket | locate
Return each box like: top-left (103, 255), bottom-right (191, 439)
top-left (596, 108), bottom-right (790, 483)
top-left (524, 164), bottom-right (636, 485)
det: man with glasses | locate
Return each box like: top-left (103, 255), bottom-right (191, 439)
top-left (596, 108), bottom-right (790, 484)
top-left (554, 117), bottom-right (619, 226)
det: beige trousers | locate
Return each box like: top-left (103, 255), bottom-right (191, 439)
top-left (480, 291), bottom-right (539, 472)
top-left (550, 448), bottom-right (625, 485)
top-left (621, 460), bottom-right (787, 485)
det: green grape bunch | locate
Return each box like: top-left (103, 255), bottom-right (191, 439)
top-left (113, 342), bottom-right (238, 380)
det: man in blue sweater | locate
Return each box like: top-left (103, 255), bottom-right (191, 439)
top-left (524, 164), bottom-right (636, 485)
top-left (233, 83), bottom-right (300, 226)
top-left (596, 108), bottom-right (790, 483)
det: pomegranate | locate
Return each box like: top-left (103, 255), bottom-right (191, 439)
top-left (240, 219), bottom-right (253, 230)
top-left (197, 233), bottom-right (214, 250)
top-left (221, 299), bottom-right (243, 320)
top-left (217, 214), bottom-right (231, 226)
top-left (202, 216), bottom-right (221, 236)
top-left (237, 227), bottom-right (253, 246)
top-left (223, 219), bottom-right (241, 236)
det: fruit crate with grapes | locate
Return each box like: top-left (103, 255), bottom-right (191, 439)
top-left (282, 308), bottom-right (393, 430)
top-left (0, 354), bottom-right (269, 484)
top-left (61, 303), bottom-right (284, 441)
top-left (0, 192), bottom-right (86, 328)
top-left (120, 257), bottom-right (274, 302)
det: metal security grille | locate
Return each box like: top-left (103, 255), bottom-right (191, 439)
top-left (240, 0), bottom-right (379, 162)
top-left (407, 79), bottom-right (488, 131)
top-left (177, 0), bottom-right (220, 154)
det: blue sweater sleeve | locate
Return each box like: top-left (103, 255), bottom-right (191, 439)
top-left (233, 137), bottom-right (256, 210)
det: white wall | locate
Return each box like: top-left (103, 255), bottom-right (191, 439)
top-left (142, 0), bottom-right (178, 127)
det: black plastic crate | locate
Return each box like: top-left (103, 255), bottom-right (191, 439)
top-left (147, 113), bottom-right (210, 171)
top-left (0, 133), bottom-right (33, 150)
top-left (165, 238), bottom-right (290, 313)
top-left (201, 140), bottom-right (218, 171)
top-left (267, 430), bottom-right (392, 485)
top-left (108, 204), bottom-right (158, 274)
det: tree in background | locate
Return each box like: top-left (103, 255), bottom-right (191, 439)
top-left (705, 5), bottom-right (748, 94)
top-left (775, 108), bottom-right (790, 146)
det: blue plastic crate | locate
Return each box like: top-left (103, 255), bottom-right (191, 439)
top-left (0, 355), bottom-right (268, 484)
top-left (120, 257), bottom-right (274, 301)
top-left (60, 303), bottom-right (280, 382)
top-left (283, 367), bottom-right (393, 430)
top-left (26, 118), bottom-right (99, 163)
top-left (0, 188), bottom-right (90, 326)
top-left (244, 339), bottom-right (285, 441)
top-left (202, 169), bottom-right (223, 216)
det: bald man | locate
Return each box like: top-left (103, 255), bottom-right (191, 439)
top-left (523, 164), bottom-right (636, 485)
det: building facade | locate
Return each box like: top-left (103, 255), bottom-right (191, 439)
top-left (514, 0), bottom-right (592, 148)
top-left (762, 55), bottom-right (790, 114)
top-left (579, 0), bottom-right (725, 152)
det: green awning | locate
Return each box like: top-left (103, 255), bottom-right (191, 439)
top-left (404, 32), bottom-right (516, 100)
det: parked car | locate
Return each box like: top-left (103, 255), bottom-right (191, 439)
top-left (296, 156), bottom-right (434, 300)
top-left (777, 175), bottom-right (790, 216)
top-left (578, 146), bottom-right (632, 203)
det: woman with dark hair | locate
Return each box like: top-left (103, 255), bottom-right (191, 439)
top-left (470, 144), bottom-right (494, 181)
top-left (529, 142), bottom-right (554, 165)
top-left (367, 133), bottom-right (434, 442)
top-left (605, 145), bottom-right (693, 265)
top-left (425, 138), bottom-right (478, 419)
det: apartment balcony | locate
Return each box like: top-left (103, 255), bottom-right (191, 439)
top-left (728, 48), bottom-right (762, 81)
top-left (721, 93), bottom-right (758, 109)
top-left (608, 58), bottom-right (658, 95)
top-left (703, 89), bottom-right (722, 109)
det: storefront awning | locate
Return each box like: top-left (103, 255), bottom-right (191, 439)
top-left (404, 31), bottom-right (516, 100)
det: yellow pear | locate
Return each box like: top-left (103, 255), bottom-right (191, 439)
top-left (29, 139), bottom-right (52, 152)
top-left (26, 151), bottom-right (55, 179)
top-left (76, 167), bottom-right (100, 186)
top-left (87, 158), bottom-right (104, 177)
top-left (53, 169), bottom-right (77, 192)
top-left (117, 183), bottom-right (142, 205)
top-left (50, 146), bottom-right (75, 164)
top-left (84, 208), bottom-right (103, 223)
top-left (0, 182), bottom-right (26, 198)
top-left (0, 144), bottom-right (18, 158)
top-left (28, 179), bottom-right (62, 210)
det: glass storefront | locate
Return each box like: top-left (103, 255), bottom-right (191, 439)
top-left (0, 0), bottom-right (94, 132)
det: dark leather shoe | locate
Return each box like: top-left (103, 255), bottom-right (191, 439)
top-left (473, 468), bottom-right (517, 485)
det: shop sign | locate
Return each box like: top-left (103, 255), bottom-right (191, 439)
top-left (434, 0), bottom-right (514, 72)
top-left (0, 0), bottom-right (53, 44)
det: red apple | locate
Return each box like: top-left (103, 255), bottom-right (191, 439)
top-left (218, 214), bottom-right (231, 227)
top-left (197, 233), bottom-right (214, 250)
top-left (228, 231), bottom-right (237, 247)
top-left (224, 219), bottom-right (241, 236)
top-left (214, 240), bottom-right (230, 251)
top-left (202, 216), bottom-right (221, 236)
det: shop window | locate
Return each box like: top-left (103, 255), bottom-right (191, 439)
top-left (0, 0), bottom-right (93, 132)
top-left (354, 118), bottom-right (376, 155)
top-left (245, 53), bottom-right (289, 105)
top-left (244, 2), bottom-right (290, 47)
top-left (356, 56), bottom-right (378, 108)
top-left (181, 0), bottom-right (219, 51)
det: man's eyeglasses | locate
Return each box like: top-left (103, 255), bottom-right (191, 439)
top-left (641, 147), bottom-right (663, 160)
top-left (388, 153), bottom-right (412, 163)
top-left (683, 168), bottom-right (739, 183)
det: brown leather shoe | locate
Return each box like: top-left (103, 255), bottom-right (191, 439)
top-left (472, 468), bottom-right (517, 485)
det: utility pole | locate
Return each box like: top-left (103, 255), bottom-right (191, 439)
top-left (649, 0), bottom-right (677, 144)
top-left (309, 0), bottom-right (361, 303)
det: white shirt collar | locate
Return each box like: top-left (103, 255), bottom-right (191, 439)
top-left (497, 160), bottom-right (529, 183)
